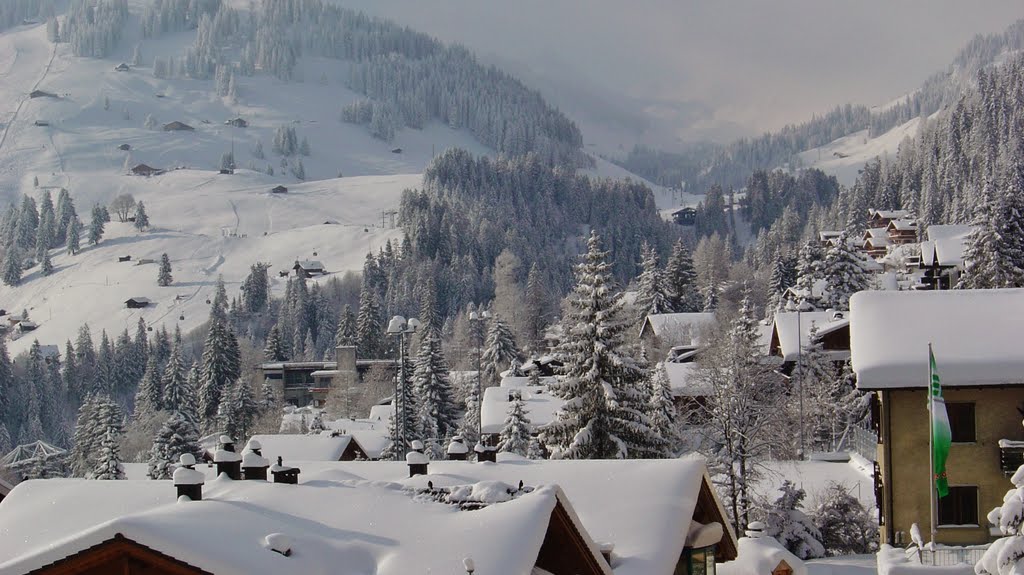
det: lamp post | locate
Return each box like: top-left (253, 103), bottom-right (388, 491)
top-left (387, 315), bottom-right (420, 460)
top-left (468, 310), bottom-right (491, 445)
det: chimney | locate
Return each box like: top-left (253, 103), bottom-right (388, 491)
top-left (474, 442), bottom-right (497, 463)
top-left (446, 436), bottom-right (469, 461)
top-left (214, 435), bottom-right (242, 480)
top-left (271, 456), bottom-right (301, 484)
top-left (242, 439), bottom-right (270, 480)
top-left (407, 448), bottom-right (429, 477)
top-left (745, 521), bottom-right (766, 538)
top-left (173, 454), bottom-right (205, 500)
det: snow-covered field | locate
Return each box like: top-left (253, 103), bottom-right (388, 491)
top-left (796, 118), bottom-right (923, 186)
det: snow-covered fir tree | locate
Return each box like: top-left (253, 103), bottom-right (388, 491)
top-left (792, 240), bottom-right (824, 310)
top-left (88, 205), bottom-right (105, 245)
top-left (240, 263), bottom-right (270, 313)
top-left (356, 281), bottom-right (384, 359)
top-left (2, 246), bottom-right (21, 286)
top-left (458, 384), bottom-right (481, 446)
top-left (666, 238), bottom-right (701, 312)
top-left (66, 216), bottom-right (81, 255)
top-left (220, 378), bottom-right (260, 441)
top-left (764, 480), bottom-right (825, 560)
top-left (133, 354), bottom-right (163, 419)
top-left (335, 304), bottom-right (357, 346)
top-left (821, 233), bottom-right (870, 311)
top-left (634, 241), bottom-right (673, 323)
top-left (497, 390), bottom-right (531, 456)
top-left (91, 427), bottom-right (126, 480)
top-left (811, 482), bottom-right (878, 556)
top-left (481, 316), bottom-right (520, 387)
top-left (540, 232), bottom-right (655, 460)
top-left (158, 253), bottom-right (173, 286)
top-left (198, 281), bottom-right (241, 427)
top-left (147, 411), bottom-right (201, 480)
top-left (413, 327), bottom-right (460, 441)
top-left (133, 201), bottom-right (149, 231)
top-left (41, 251), bottom-right (53, 276)
top-left (263, 325), bottom-right (287, 361)
top-left (647, 362), bottom-right (680, 457)
top-left (960, 166), bottom-right (1024, 289)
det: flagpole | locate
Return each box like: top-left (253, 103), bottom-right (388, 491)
top-left (928, 342), bottom-right (937, 563)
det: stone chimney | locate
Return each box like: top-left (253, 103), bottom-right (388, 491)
top-left (213, 435), bottom-right (242, 480)
top-left (474, 442), bottom-right (497, 463)
top-left (242, 439), bottom-right (270, 480)
top-left (173, 454), bottom-right (205, 500)
top-left (446, 436), bottom-right (469, 461)
top-left (407, 443), bottom-right (429, 477)
top-left (271, 456), bottom-right (301, 484)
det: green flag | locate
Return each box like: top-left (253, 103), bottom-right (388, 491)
top-left (930, 347), bottom-right (951, 499)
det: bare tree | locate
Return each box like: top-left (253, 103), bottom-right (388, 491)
top-left (110, 193), bottom-right (136, 223)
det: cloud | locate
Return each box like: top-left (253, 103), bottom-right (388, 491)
top-left (344, 0), bottom-right (1024, 147)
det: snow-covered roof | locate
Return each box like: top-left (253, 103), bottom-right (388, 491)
top-left (368, 404), bottom-right (394, 422)
top-left (851, 289), bottom-right (1024, 389)
top-left (0, 476), bottom-right (601, 575)
top-left (864, 227), bottom-right (889, 240)
top-left (297, 455), bottom-right (734, 574)
top-left (662, 362), bottom-right (709, 397)
top-left (887, 219), bottom-right (917, 232)
top-left (295, 260), bottom-right (325, 270)
top-left (925, 224), bottom-right (973, 242)
top-left (481, 385), bottom-right (565, 435)
top-left (718, 534), bottom-right (806, 575)
top-left (920, 225), bottom-right (973, 269)
top-left (248, 434), bottom-right (353, 461)
top-left (869, 209), bottom-right (911, 220)
top-left (500, 374), bottom-right (558, 387)
top-left (639, 313), bottom-right (716, 342)
top-left (770, 311), bottom-right (851, 362)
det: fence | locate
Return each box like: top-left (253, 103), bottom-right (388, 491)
top-left (838, 422), bottom-right (877, 462)
top-left (918, 547), bottom-right (987, 567)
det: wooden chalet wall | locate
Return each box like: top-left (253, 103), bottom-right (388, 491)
top-left (27, 534), bottom-right (210, 575)
top-left (535, 501), bottom-right (609, 575)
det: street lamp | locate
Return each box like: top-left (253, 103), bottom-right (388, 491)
top-left (468, 310), bottom-right (491, 446)
top-left (387, 315), bottom-right (420, 460)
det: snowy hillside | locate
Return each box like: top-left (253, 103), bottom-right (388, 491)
top-left (0, 168), bottom-right (416, 356)
top-left (796, 117), bottom-right (923, 186)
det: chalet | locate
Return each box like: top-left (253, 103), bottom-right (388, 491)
top-left (117, 143), bottom-right (131, 151)
top-left (390, 147), bottom-right (402, 154)
top-left (0, 471), bottom-right (612, 575)
top-left (118, 255), bottom-right (132, 262)
top-left (293, 259), bottom-right (326, 278)
top-left (719, 523), bottom-right (805, 575)
top-left (125, 297), bottom-right (152, 309)
top-left (219, 168), bottom-right (234, 175)
top-left (130, 163), bottom-right (163, 177)
top-left (114, 63), bottom-right (130, 71)
top-left (481, 385), bottom-right (563, 446)
top-left (260, 346), bottom-right (390, 407)
top-left (248, 432), bottom-right (386, 462)
top-left (33, 120), bottom-right (48, 127)
top-left (768, 310), bottom-right (851, 374)
top-left (862, 227), bottom-right (890, 258)
top-left (29, 90), bottom-right (57, 99)
top-left (519, 355), bottom-right (564, 377)
top-left (638, 312), bottom-right (717, 354)
top-left (867, 209), bottom-right (912, 230)
top-left (915, 224), bottom-right (973, 291)
top-left (851, 289), bottom-right (1024, 546)
top-left (162, 121), bottom-right (194, 132)
top-left (818, 230), bottom-right (843, 247)
top-left (271, 185), bottom-right (288, 194)
top-left (886, 218), bottom-right (918, 245)
top-left (16, 320), bottom-right (38, 333)
top-left (225, 117), bottom-right (248, 128)
top-left (671, 206), bottom-right (697, 226)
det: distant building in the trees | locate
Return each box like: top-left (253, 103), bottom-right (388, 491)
top-left (16, 320), bottom-right (38, 334)
top-left (862, 228), bottom-right (890, 258)
top-left (867, 209), bottom-right (912, 230)
top-left (125, 297), bottom-right (152, 309)
top-left (390, 147), bottom-right (402, 154)
top-left (260, 346), bottom-right (395, 408)
top-left (117, 143), bottom-right (131, 151)
top-left (130, 164), bottom-right (163, 177)
top-left (638, 312), bottom-right (717, 354)
top-left (162, 121), bottom-right (194, 132)
top-left (671, 207), bottom-right (697, 226)
top-left (247, 433), bottom-right (386, 462)
top-left (33, 120), bottom-right (49, 127)
top-left (225, 118), bottom-right (248, 128)
top-left (818, 230), bottom-right (843, 247)
top-left (768, 310), bottom-right (850, 374)
top-left (851, 289), bottom-right (1024, 547)
top-left (29, 90), bottom-right (57, 99)
top-left (271, 185), bottom-right (288, 194)
top-left (114, 63), bottom-right (130, 72)
top-left (293, 260), bottom-right (325, 278)
top-left (886, 218), bottom-right (918, 245)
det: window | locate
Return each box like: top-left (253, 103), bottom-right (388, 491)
top-left (938, 486), bottom-right (978, 526)
top-left (946, 403), bottom-right (976, 443)
top-left (676, 546), bottom-right (716, 575)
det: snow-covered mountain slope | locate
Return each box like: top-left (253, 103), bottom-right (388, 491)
top-left (796, 116), bottom-right (924, 186)
top-left (0, 168), bottom-right (415, 356)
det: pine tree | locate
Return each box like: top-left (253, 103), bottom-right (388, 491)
top-left (793, 240), bottom-right (824, 309)
top-left (133, 201), bottom-right (149, 230)
top-left (241, 263), bottom-right (270, 313)
top-left (413, 328), bottom-right (460, 441)
top-left (524, 263), bottom-right (548, 352)
top-left (481, 317), bottom-right (520, 387)
top-left (158, 253), bottom-right (172, 286)
top-left (458, 384), bottom-right (481, 446)
top-left (41, 250), bottom-right (53, 275)
top-left (356, 282), bottom-right (384, 359)
top-left (497, 390), bottom-right (531, 456)
top-left (647, 362), bottom-right (679, 457)
top-left (221, 378), bottom-right (259, 441)
top-left (540, 232), bottom-right (653, 460)
top-left (960, 165), bottom-right (1024, 289)
top-left (264, 325), bottom-right (287, 361)
top-left (335, 304), bottom-right (357, 346)
top-left (822, 233), bottom-right (870, 311)
top-left (134, 354), bottom-right (163, 419)
top-left (666, 239), bottom-right (700, 312)
top-left (91, 426), bottom-right (126, 480)
top-left (765, 480), bottom-right (826, 559)
top-left (2, 246), bottom-right (21, 286)
top-left (66, 216), bottom-right (81, 254)
top-left (634, 242), bottom-right (672, 322)
top-left (88, 205), bottom-right (105, 245)
top-left (162, 333), bottom-right (194, 419)
top-left (35, 209), bottom-right (54, 262)
top-left (811, 482), bottom-right (878, 556)
top-left (198, 319), bottom-right (237, 427)
top-left (766, 250), bottom-right (792, 320)
top-left (147, 411), bottom-right (201, 480)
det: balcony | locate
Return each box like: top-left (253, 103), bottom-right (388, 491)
top-left (999, 439), bottom-right (1024, 475)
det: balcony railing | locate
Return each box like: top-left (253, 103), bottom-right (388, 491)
top-left (999, 439), bottom-right (1024, 475)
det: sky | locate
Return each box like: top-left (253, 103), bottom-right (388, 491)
top-left (344, 0), bottom-right (1024, 153)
